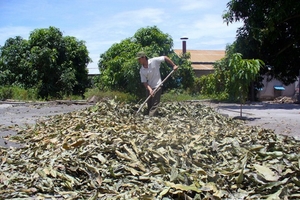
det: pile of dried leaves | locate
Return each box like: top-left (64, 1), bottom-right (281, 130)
top-left (1, 100), bottom-right (299, 199)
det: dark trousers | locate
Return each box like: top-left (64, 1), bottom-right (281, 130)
top-left (146, 87), bottom-right (162, 117)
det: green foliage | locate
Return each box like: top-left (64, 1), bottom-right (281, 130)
top-left (0, 26), bottom-right (91, 99)
top-left (64, 36), bottom-right (90, 96)
top-left (0, 86), bottom-right (38, 101)
top-left (96, 26), bottom-right (195, 98)
top-left (0, 87), bottom-right (13, 100)
top-left (161, 89), bottom-right (204, 102)
top-left (223, 0), bottom-right (300, 84)
top-left (0, 36), bottom-right (34, 87)
top-left (196, 44), bottom-right (264, 103)
top-left (189, 76), bottom-right (202, 95)
top-left (172, 52), bottom-right (195, 90)
top-left (228, 53), bottom-right (264, 103)
top-left (98, 39), bottom-right (141, 95)
top-left (193, 74), bottom-right (229, 102)
top-left (198, 74), bottom-right (217, 95)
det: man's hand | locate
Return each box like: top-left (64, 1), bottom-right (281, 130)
top-left (149, 88), bottom-right (155, 97)
top-left (173, 65), bottom-right (179, 71)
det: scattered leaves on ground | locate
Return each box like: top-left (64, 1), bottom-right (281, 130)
top-left (0, 100), bottom-right (299, 199)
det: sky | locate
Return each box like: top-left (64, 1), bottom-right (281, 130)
top-left (0, 0), bottom-right (243, 74)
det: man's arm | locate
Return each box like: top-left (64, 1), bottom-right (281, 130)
top-left (164, 56), bottom-right (178, 71)
top-left (143, 82), bottom-right (154, 96)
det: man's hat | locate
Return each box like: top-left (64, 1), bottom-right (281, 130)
top-left (136, 51), bottom-right (146, 59)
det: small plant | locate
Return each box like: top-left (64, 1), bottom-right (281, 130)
top-left (0, 86), bottom-right (39, 101)
top-left (0, 86), bottom-right (13, 100)
top-left (161, 89), bottom-right (206, 102)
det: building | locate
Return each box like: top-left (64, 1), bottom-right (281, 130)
top-left (257, 77), bottom-right (297, 100)
top-left (174, 49), bottom-right (225, 77)
top-left (174, 46), bottom-right (297, 100)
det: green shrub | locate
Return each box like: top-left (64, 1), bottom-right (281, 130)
top-left (0, 87), bottom-right (13, 100)
top-left (13, 87), bottom-right (38, 101)
top-left (0, 86), bottom-right (39, 101)
top-left (198, 74), bottom-right (216, 95)
top-left (161, 89), bottom-right (205, 102)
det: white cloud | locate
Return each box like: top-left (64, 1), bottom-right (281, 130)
top-left (0, 0), bottom-right (243, 73)
top-left (174, 0), bottom-right (207, 10)
top-left (112, 8), bottom-right (165, 27)
top-left (175, 0), bottom-right (223, 11)
top-left (0, 26), bottom-right (32, 43)
top-left (170, 11), bottom-right (242, 50)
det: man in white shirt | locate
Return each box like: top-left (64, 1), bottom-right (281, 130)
top-left (137, 52), bottom-right (178, 116)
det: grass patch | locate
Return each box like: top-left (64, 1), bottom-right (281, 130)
top-left (0, 86), bottom-right (38, 101)
top-left (162, 90), bottom-right (202, 102)
top-left (0, 86), bottom-right (230, 104)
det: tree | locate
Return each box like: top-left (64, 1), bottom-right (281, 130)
top-left (223, 0), bottom-right (300, 85)
top-left (97, 26), bottom-right (195, 99)
top-left (228, 53), bottom-right (264, 117)
top-left (0, 26), bottom-right (91, 98)
top-left (64, 36), bottom-right (90, 97)
top-left (29, 26), bottom-right (75, 98)
top-left (203, 45), bottom-right (264, 116)
top-left (0, 36), bottom-right (35, 87)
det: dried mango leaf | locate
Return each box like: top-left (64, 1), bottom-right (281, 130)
top-left (158, 187), bottom-right (170, 199)
top-left (1, 100), bottom-right (299, 199)
top-left (266, 187), bottom-right (282, 200)
top-left (165, 181), bottom-right (201, 193)
top-left (258, 178), bottom-right (289, 191)
top-left (200, 182), bottom-right (218, 192)
top-left (170, 165), bottom-right (178, 182)
top-left (70, 139), bottom-right (85, 148)
top-left (253, 164), bottom-right (280, 182)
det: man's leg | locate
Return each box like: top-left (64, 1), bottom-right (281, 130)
top-left (146, 90), bottom-right (152, 115)
top-left (148, 87), bottom-right (162, 117)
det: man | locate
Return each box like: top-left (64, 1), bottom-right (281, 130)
top-left (136, 51), bottom-right (178, 116)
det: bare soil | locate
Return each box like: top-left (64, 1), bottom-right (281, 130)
top-left (202, 100), bottom-right (300, 139)
top-left (0, 101), bottom-right (92, 148)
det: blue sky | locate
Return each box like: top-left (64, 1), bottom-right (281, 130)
top-left (0, 0), bottom-right (243, 74)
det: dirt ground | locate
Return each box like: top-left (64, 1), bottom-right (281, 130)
top-left (0, 101), bottom-right (92, 148)
top-left (1, 99), bottom-right (299, 148)
top-left (203, 100), bottom-right (300, 139)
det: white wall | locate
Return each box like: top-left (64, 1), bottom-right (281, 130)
top-left (258, 76), bottom-right (296, 100)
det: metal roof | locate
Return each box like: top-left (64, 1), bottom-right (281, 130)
top-left (174, 49), bottom-right (225, 70)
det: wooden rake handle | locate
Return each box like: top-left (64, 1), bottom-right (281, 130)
top-left (136, 69), bottom-right (175, 114)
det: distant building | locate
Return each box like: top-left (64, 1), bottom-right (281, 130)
top-left (257, 77), bottom-right (297, 100)
top-left (174, 49), bottom-right (225, 77)
top-left (174, 47), bottom-right (297, 100)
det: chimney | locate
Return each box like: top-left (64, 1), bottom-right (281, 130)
top-left (180, 36), bottom-right (188, 54)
